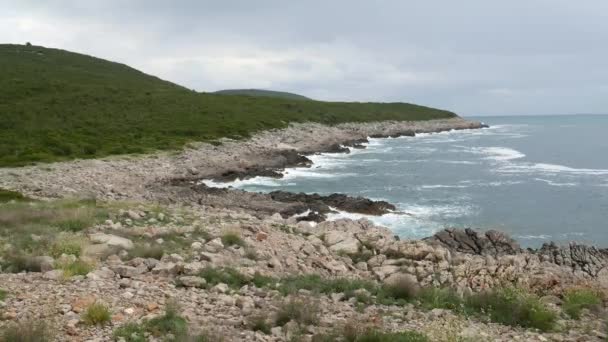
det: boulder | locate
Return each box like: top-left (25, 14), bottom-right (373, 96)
top-left (89, 233), bottom-right (134, 250)
top-left (178, 276), bottom-right (206, 288)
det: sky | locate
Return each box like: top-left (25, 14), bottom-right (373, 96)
top-left (1, 1), bottom-right (607, 116)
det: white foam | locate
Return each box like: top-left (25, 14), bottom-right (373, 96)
top-left (499, 163), bottom-right (608, 176)
top-left (534, 178), bottom-right (578, 187)
top-left (515, 234), bottom-right (552, 240)
top-left (477, 146), bottom-right (526, 161)
top-left (419, 184), bottom-right (470, 190)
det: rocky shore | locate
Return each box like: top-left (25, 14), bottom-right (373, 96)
top-left (1, 118), bottom-right (608, 341)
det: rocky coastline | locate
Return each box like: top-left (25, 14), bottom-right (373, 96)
top-left (2, 118), bottom-right (608, 341)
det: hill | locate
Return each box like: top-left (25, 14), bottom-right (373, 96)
top-left (0, 44), bottom-right (457, 167)
top-left (214, 89), bottom-right (311, 100)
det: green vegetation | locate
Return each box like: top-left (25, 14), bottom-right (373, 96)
top-left (0, 199), bottom-right (102, 272)
top-left (59, 259), bottom-right (93, 277)
top-left (113, 302), bottom-right (214, 341)
top-left (0, 44), bottom-right (456, 167)
top-left (312, 324), bottom-right (429, 342)
top-left (0, 320), bottom-right (52, 342)
top-left (220, 231), bottom-right (246, 247)
top-left (214, 88), bottom-right (311, 100)
top-left (197, 266), bottom-right (273, 289)
top-left (275, 298), bottom-right (320, 327)
top-left (247, 314), bottom-right (272, 334)
top-left (0, 288), bottom-right (6, 301)
top-left (562, 288), bottom-right (602, 319)
top-left (464, 287), bottom-right (556, 332)
top-left (0, 189), bottom-right (29, 203)
top-left (82, 302), bottom-right (111, 326)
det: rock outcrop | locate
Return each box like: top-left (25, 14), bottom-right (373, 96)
top-left (426, 228), bottom-right (523, 257)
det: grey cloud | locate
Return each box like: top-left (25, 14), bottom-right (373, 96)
top-left (1, 0), bottom-right (607, 115)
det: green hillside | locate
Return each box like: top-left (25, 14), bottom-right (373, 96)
top-left (0, 44), bottom-right (457, 167)
top-left (215, 89), bottom-right (311, 100)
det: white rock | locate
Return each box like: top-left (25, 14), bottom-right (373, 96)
top-left (204, 238), bottom-right (224, 253)
top-left (89, 233), bottom-right (134, 250)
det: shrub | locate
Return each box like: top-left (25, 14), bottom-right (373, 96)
top-left (146, 302), bottom-right (188, 337)
top-left (248, 314), bottom-right (272, 334)
top-left (128, 244), bottom-right (164, 260)
top-left (112, 322), bottom-right (147, 342)
top-left (82, 302), bottom-right (111, 326)
top-left (464, 287), bottom-right (556, 331)
top-left (60, 260), bottom-right (93, 277)
top-left (417, 287), bottom-right (463, 311)
top-left (221, 232), bottom-right (245, 247)
top-left (0, 289), bottom-right (6, 301)
top-left (0, 189), bottom-right (29, 203)
top-left (274, 298), bottom-right (320, 327)
top-left (198, 267), bottom-right (249, 289)
top-left (378, 276), bottom-right (420, 303)
top-left (1, 253), bottom-right (42, 273)
top-left (0, 320), bottom-right (53, 342)
top-left (49, 237), bottom-right (83, 258)
top-left (277, 274), bottom-right (376, 297)
top-left (562, 288), bottom-right (602, 319)
top-left (55, 218), bottom-right (91, 232)
top-left (313, 324), bottom-right (429, 342)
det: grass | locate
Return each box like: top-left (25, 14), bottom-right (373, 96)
top-left (0, 44), bottom-right (456, 167)
top-left (128, 244), bottom-right (165, 260)
top-left (274, 298), bottom-right (320, 327)
top-left (248, 314), bottom-right (272, 334)
top-left (562, 288), bottom-right (602, 319)
top-left (0, 289), bottom-right (6, 301)
top-left (197, 266), bottom-right (274, 289)
top-left (0, 320), bottom-right (53, 342)
top-left (112, 322), bottom-right (147, 342)
top-left (59, 259), bottom-right (93, 277)
top-left (464, 287), bottom-right (557, 332)
top-left (220, 231), bottom-right (245, 247)
top-left (0, 189), bottom-right (29, 203)
top-left (146, 302), bottom-right (188, 338)
top-left (312, 324), bottom-right (429, 342)
top-left (82, 302), bottom-right (111, 326)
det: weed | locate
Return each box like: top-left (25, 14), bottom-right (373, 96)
top-left (248, 314), bottom-right (272, 334)
top-left (60, 259), bottom-right (93, 277)
top-left (146, 301), bottom-right (188, 337)
top-left (0, 320), bottom-right (53, 342)
top-left (562, 288), bottom-right (602, 319)
top-left (275, 298), bottom-right (320, 327)
top-left (82, 302), bottom-right (111, 326)
top-left (112, 322), bottom-right (146, 342)
top-left (221, 231), bottom-right (245, 247)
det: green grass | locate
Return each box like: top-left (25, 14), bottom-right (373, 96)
top-left (313, 325), bottom-right (429, 342)
top-left (562, 288), bottom-right (602, 319)
top-left (220, 232), bottom-right (246, 247)
top-left (60, 259), bottom-right (93, 277)
top-left (112, 322), bottom-right (147, 342)
top-left (274, 298), bottom-right (320, 327)
top-left (0, 189), bottom-right (29, 203)
top-left (0, 44), bottom-right (457, 167)
top-left (0, 289), bottom-right (6, 301)
top-left (146, 302), bottom-right (188, 337)
top-left (0, 320), bottom-right (53, 342)
top-left (82, 302), bottom-right (111, 326)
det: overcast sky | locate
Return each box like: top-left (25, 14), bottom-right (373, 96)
top-left (1, 1), bottom-right (607, 116)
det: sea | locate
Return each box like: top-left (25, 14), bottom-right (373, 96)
top-left (205, 114), bottom-right (608, 248)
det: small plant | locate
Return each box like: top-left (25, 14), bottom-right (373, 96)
top-left (0, 288), bottom-right (7, 301)
top-left (221, 231), bottom-right (245, 247)
top-left (0, 188), bottom-right (29, 203)
top-left (82, 302), bottom-right (111, 326)
top-left (55, 218), bottom-right (91, 232)
top-left (129, 244), bottom-right (164, 260)
top-left (112, 322), bottom-right (147, 342)
top-left (0, 320), bottom-right (53, 342)
top-left (313, 323), bottom-right (429, 342)
top-left (562, 288), bottom-right (602, 319)
top-left (198, 267), bottom-right (249, 288)
top-left (146, 301), bottom-right (188, 337)
top-left (378, 276), bottom-right (420, 303)
top-left (49, 237), bottom-right (83, 258)
top-left (464, 287), bottom-right (556, 331)
top-left (248, 314), bottom-right (272, 334)
top-left (1, 252), bottom-right (42, 273)
top-left (60, 259), bottom-right (93, 277)
top-left (274, 298), bottom-right (320, 327)
top-left (417, 287), bottom-right (463, 311)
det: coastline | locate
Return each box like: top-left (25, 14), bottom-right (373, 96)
top-left (3, 118), bottom-right (608, 340)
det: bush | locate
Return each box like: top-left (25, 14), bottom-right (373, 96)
top-left (274, 298), bottom-right (320, 327)
top-left (0, 288), bottom-right (6, 301)
top-left (378, 276), bottom-right (420, 303)
top-left (55, 218), bottom-right (91, 232)
top-left (198, 267), bottom-right (249, 289)
top-left (129, 244), bottom-right (164, 260)
top-left (248, 314), bottom-right (272, 334)
top-left (313, 324), bottom-right (429, 342)
top-left (82, 302), bottom-right (111, 326)
top-left (221, 231), bottom-right (245, 247)
top-left (417, 287), bottom-right (463, 311)
top-left (0, 320), bottom-right (53, 342)
top-left (49, 237), bottom-right (83, 258)
top-left (277, 274), bottom-right (376, 298)
top-left (1, 253), bottom-right (42, 273)
top-left (562, 288), bottom-right (602, 319)
top-left (60, 260), bottom-right (93, 277)
top-left (0, 189), bottom-right (29, 203)
top-left (112, 322), bottom-right (147, 342)
top-left (146, 302), bottom-right (188, 337)
top-left (464, 287), bottom-right (556, 331)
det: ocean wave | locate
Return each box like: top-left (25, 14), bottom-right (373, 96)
top-left (498, 163), bottom-right (608, 176)
top-left (534, 178), bottom-right (578, 187)
top-left (325, 209), bottom-right (440, 238)
top-left (419, 184), bottom-right (470, 189)
top-left (515, 234), bottom-right (552, 240)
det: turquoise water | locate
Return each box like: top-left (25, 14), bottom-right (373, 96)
top-left (209, 115), bottom-right (608, 247)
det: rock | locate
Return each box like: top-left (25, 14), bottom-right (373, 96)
top-left (256, 231), bottom-right (268, 241)
top-left (187, 166), bottom-right (199, 175)
top-left (191, 241), bottom-right (203, 250)
top-left (204, 238), bottom-right (224, 253)
top-left (71, 296), bottom-right (96, 313)
top-left (86, 267), bottom-right (116, 280)
top-left (113, 265), bottom-right (147, 278)
top-left (212, 283), bottom-right (230, 294)
top-left (126, 210), bottom-right (141, 220)
top-left (178, 276), bottom-right (206, 288)
top-left (427, 228), bottom-right (521, 257)
top-left (324, 231), bottom-right (360, 254)
top-left (269, 191), bottom-right (396, 216)
top-left (151, 262), bottom-right (182, 276)
top-left (43, 269), bottom-right (64, 280)
top-left (33, 256), bottom-right (55, 272)
top-left (89, 233), bottom-right (134, 250)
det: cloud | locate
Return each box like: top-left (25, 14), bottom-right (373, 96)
top-left (1, 0), bottom-right (607, 115)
